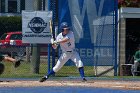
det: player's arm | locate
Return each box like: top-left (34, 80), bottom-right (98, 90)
top-left (51, 37), bottom-right (69, 49)
top-left (57, 37), bottom-right (69, 43)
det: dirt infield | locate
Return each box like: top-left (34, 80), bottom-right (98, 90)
top-left (0, 80), bottom-right (140, 90)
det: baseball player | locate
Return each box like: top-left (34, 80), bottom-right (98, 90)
top-left (134, 45), bottom-right (140, 72)
top-left (39, 22), bottom-right (87, 82)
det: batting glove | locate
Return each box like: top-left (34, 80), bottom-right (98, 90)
top-left (50, 38), bottom-right (54, 44)
top-left (53, 40), bottom-right (59, 45)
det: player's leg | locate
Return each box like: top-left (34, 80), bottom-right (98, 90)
top-left (39, 52), bottom-right (70, 82)
top-left (134, 60), bottom-right (139, 72)
top-left (71, 52), bottom-right (87, 81)
top-left (0, 55), bottom-right (5, 62)
top-left (48, 57), bottom-right (68, 77)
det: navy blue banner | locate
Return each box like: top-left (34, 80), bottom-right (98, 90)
top-left (58, 0), bottom-right (118, 66)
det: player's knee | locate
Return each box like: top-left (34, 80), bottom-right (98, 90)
top-left (76, 61), bottom-right (83, 68)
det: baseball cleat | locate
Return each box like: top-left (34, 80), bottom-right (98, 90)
top-left (82, 78), bottom-right (87, 82)
top-left (39, 76), bottom-right (48, 82)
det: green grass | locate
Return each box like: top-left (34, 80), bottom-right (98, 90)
top-left (1, 62), bottom-right (46, 78)
top-left (0, 61), bottom-right (95, 78)
top-left (1, 61), bottom-right (140, 79)
top-left (55, 66), bottom-right (95, 77)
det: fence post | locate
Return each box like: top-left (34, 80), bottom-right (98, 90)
top-left (47, 0), bottom-right (51, 73)
top-left (51, 0), bottom-right (56, 74)
top-left (26, 46), bottom-right (31, 63)
top-left (114, 0), bottom-right (118, 76)
top-left (31, 44), bottom-right (40, 74)
top-left (31, 0), bottom-right (40, 74)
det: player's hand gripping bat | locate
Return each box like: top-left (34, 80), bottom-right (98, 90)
top-left (49, 20), bottom-right (59, 48)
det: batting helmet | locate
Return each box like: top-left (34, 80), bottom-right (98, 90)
top-left (60, 22), bottom-right (70, 31)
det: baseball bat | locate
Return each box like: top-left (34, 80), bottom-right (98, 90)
top-left (49, 20), bottom-right (58, 39)
top-left (49, 20), bottom-right (53, 37)
top-left (49, 20), bottom-right (54, 43)
top-left (49, 20), bottom-right (56, 45)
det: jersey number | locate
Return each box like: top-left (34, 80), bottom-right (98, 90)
top-left (67, 42), bottom-right (71, 47)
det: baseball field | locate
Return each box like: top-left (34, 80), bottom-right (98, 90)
top-left (0, 78), bottom-right (140, 93)
top-left (0, 78), bottom-right (140, 90)
top-left (0, 60), bottom-right (140, 93)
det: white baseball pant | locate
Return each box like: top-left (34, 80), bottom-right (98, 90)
top-left (53, 51), bottom-right (83, 72)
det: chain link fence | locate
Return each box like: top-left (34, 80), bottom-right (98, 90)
top-left (0, 0), bottom-right (120, 79)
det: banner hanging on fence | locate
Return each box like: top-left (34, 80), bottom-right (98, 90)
top-left (22, 11), bottom-right (52, 44)
top-left (58, 0), bottom-right (117, 66)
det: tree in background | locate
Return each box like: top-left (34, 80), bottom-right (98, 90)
top-left (118, 0), bottom-right (140, 8)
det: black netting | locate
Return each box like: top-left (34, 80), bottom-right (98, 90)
top-left (0, 0), bottom-right (119, 79)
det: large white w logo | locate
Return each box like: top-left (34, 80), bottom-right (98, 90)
top-left (68, 0), bottom-right (105, 43)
